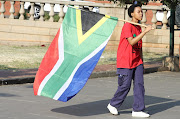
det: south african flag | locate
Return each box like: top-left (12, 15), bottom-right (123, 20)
top-left (33, 7), bottom-right (118, 102)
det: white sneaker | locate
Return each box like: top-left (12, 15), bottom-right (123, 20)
top-left (107, 103), bottom-right (118, 115)
top-left (132, 111), bottom-right (150, 118)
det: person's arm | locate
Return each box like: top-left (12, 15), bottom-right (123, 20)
top-left (127, 25), bottom-right (152, 46)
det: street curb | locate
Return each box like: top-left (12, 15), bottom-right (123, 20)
top-left (0, 67), bottom-right (169, 86)
top-left (90, 67), bottom-right (169, 79)
top-left (0, 77), bottom-right (34, 86)
top-left (144, 66), bottom-right (169, 74)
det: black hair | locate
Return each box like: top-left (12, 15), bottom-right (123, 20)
top-left (128, 1), bottom-right (142, 18)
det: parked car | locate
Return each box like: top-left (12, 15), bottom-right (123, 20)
top-left (24, 0), bottom-right (99, 19)
top-left (156, 4), bottom-right (180, 27)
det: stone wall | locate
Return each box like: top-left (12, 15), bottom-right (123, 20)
top-left (142, 29), bottom-right (180, 54)
top-left (0, 19), bottom-right (60, 46)
top-left (0, 6), bottom-right (125, 47)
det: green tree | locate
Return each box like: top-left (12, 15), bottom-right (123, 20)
top-left (108, 0), bottom-right (148, 5)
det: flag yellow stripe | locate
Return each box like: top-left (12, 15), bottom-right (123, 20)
top-left (76, 9), bottom-right (108, 45)
top-left (76, 9), bottom-right (83, 44)
top-left (105, 15), bottom-right (110, 18)
top-left (82, 17), bottom-right (108, 44)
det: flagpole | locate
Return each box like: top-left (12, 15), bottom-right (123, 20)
top-left (68, 6), bottom-right (153, 29)
top-left (118, 18), bottom-right (146, 28)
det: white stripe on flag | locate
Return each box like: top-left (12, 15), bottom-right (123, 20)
top-left (53, 34), bottom-right (112, 100)
top-left (37, 26), bottom-right (65, 95)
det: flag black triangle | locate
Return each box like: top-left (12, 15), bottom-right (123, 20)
top-left (81, 10), bottom-right (104, 35)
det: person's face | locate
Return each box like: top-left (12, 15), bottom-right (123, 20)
top-left (131, 7), bottom-right (143, 21)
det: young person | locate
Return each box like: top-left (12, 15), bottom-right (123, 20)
top-left (107, 2), bottom-right (153, 118)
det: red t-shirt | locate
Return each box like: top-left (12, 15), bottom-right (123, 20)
top-left (117, 22), bottom-right (143, 69)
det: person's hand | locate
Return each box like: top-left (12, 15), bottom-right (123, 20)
top-left (144, 25), bottom-right (153, 33)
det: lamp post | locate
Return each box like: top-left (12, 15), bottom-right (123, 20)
top-left (169, 8), bottom-right (175, 57)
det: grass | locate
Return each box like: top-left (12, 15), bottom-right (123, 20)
top-left (0, 45), bottom-right (48, 70)
top-left (98, 50), bottom-right (168, 65)
top-left (0, 45), bottom-right (169, 70)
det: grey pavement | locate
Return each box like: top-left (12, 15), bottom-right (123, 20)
top-left (0, 71), bottom-right (180, 119)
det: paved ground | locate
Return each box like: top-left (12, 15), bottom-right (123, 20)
top-left (0, 71), bottom-right (180, 119)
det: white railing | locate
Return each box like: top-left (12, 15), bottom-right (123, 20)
top-left (125, 4), bottom-right (170, 29)
top-left (0, 0), bottom-right (119, 22)
top-left (0, 0), bottom-right (171, 29)
top-left (141, 5), bottom-right (170, 29)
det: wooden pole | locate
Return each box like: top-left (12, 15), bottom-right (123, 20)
top-left (71, 6), bottom-right (153, 29)
top-left (118, 18), bottom-right (155, 29)
top-left (118, 18), bottom-right (148, 28)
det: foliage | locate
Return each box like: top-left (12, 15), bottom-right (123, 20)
top-left (44, 12), bottom-right (60, 22)
top-left (44, 12), bottom-right (50, 21)
top-left (53, 14), bottom-right (60, 22)
top-left (107, 0), bottom-right (148, 6)
top-left (108, 0), bottom-right (180, 8)
top-left (161, 0), bottom-right (180, 9)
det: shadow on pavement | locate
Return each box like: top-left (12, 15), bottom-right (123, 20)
top-left (147, 100), bottom-right (180, 115)
top-left (0, 93), bottom-right (20, 97)
top-left (25, 85), bottom-right (33, 88)
top-left (52, 99), bottom-right (110, 116)
top-left (51, 95), bottom-right (177, 116)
